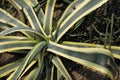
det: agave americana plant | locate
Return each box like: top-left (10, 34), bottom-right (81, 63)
top-left (0, 0), bottom-right (119, 80)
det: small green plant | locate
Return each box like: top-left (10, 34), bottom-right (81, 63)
top-left (0, 0), bottom-right (119, 80)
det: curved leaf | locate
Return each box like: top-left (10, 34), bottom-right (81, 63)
top-left (0, 23), bottom-right (10, 30)
top-left (19, 60), bottom-right (37, 79)
top-left (0, 27), bottom-right (46, 41)
top-left (56, 0), bottom-right (108, 42)
top-left (57, 0), bottom-right (88, 27)
top-left (48, 41), bottom-right (116, 80)
top-left (43, 0), bottom-right (56, 35)
top-left (0, 40), bottom-right (37, 53)
top-left (24, 67), bottom-right (38, 80)
top-left (62, 41), bottom-right (120, 59)
top-left (27, 0), bottom-right (45, 26)
top-left (53, 0), bottom-right (89, 40)
top-left (12, 0), bottom-right (47, 37)
top-left (0, 59), bottom-right (22, 78)
top-left (8, 0), bottom-right (26, 22)
top-left (0, 8), bottom-right (31, 38)
top-left (52, 56), bottom-right (72, 80)
top-left (0, 36), bottom-right (28, 42)
top-left (11, 41), bottom-right (47, 79)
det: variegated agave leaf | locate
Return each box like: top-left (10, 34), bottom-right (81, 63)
top-left (0, 0), bottom-right (117, 80)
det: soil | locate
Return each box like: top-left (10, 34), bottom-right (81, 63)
top-left (0, 0), bottom-right (120, 80)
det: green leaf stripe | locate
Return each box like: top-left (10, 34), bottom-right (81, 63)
top-left (13, 0), bottom-right (47, 37)
top-left (53, 0), bottom-right (89, 40)
top-left (0, 8), bottom-right (26, 28)
top-left (0, 23), bottom-right (10, 30)
top-left (8, 0), bottom-right (26, 22)
top-left (56, 0), bottom-right (108, 42)
top-left (0, 40), bottom-right (37, 53)
top-left (43, 0), bottom-right (56, 35)
top-left (11, 41), bottom-right (47, 79)
top-left (19, 60), bottom-right (37, 79)
top-left (24, 67), bottom-right (38, 80)
top-left (0, 8), bottom-right (31, 38)
top-left (48, 41), bottom-right (116, 80)
top-left (28, 0), bottom-right (45, 26)
top-left (0, 27), bottom-right (46, 40)
top-left (0, 36), bottom-right (27, 42)
top-left (52, 56), bottom-right (72, 80)
top-left (62, 41), bottom-right (120, 59)
top-left (0, 59), bottom-right (22, 78)
top-left (57, 0), bottom-right (88, 27)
